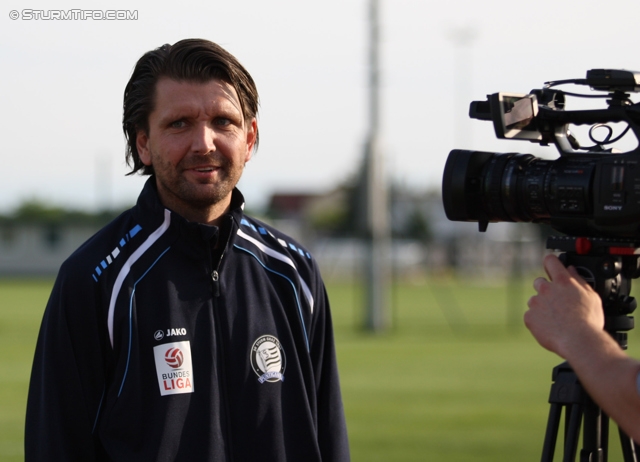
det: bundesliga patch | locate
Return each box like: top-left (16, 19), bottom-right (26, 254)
top-left (153, 341), bottom-right (194, 396)
top-left (251, 335), bottom-right (286, 383)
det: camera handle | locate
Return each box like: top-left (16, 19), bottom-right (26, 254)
top-left (541, 236), bottom-right (640, 461)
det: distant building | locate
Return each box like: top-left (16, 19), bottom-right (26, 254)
top-left (264, 187), bottom-right (546, 281)
top-left (266, 193), bottom-right (318, 220)
top-left (0, 223), bottom-right (99, 276)
top-left (0, 203), bottom-right (122, 277)
top-left (0, 190), bottom-right (546, 278)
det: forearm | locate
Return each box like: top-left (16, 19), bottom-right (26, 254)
top-left (562, 327), bottom-right (640, 442)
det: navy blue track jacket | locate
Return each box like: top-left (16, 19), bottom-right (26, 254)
top-left (25, 177), bottom-right (350, 461)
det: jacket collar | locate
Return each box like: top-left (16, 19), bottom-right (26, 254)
top-left (133, 176), bottom-right (246, 247)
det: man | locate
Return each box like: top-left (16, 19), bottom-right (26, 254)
top-left (525, 253), bottom-right (640, 443)
top-left (25, 38), bottom-right (350, 461)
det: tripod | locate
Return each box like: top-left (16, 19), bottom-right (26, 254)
top-left (541, 236), bottom-right (640, 461)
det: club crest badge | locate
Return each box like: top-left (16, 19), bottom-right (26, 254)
top-left (251, 335), bottom-right (286, 384)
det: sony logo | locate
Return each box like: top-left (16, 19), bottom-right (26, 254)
top-left (604, 205), bottom-right (623, 211)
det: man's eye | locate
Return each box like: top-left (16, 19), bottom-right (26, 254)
top-left (215, 118), bottom-right (232, 127)
top-left (170, 120), bottom-right (186, 128)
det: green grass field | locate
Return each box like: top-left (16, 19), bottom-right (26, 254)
top-left (2, 277), bottom-right (639, 461)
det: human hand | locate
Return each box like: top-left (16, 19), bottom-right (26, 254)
top-left (524, 253), bottom-right (604, 359)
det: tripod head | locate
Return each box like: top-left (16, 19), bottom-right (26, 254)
top-left (547, 235), bottom-right (640, 349)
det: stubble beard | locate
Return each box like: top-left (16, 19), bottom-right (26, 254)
top-left (154, 153), bottom-right (244, 214)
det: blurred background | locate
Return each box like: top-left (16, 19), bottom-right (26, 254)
top-left (3, 0), bottom-right (640, 460)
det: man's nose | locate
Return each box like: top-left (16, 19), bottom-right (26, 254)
top-left (191, 123), bottom-right (216, 154)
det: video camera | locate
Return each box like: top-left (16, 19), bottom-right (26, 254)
top-left (443, 70), bottom-right (640, 459)
top-left (442, 69), bottom-right (640, 238)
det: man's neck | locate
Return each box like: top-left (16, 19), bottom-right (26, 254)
top-left (156, 188), bottom-right (232, 227)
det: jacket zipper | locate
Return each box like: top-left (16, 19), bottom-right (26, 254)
top-left (211, 216), bottom-right (234, 297)
top-left (211, 270), bottom-right (220, 297)
top-left (209, 215), bottom-right (235, 462)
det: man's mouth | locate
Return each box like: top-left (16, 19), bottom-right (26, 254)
top-left (191, 165), bottom-right (220, 173)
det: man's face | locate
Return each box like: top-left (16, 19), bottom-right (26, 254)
top-left (136, 78), bottom-right (257, 222)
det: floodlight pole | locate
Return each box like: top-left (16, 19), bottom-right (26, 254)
top-left (361, 0), bottom-right (390, 332)
top-left (448, 26), bottom-right (477, 149)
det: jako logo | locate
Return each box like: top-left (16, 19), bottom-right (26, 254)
top-left (165, 348), bottom-right (184, 368)
top-left (167, 328), bottom-right (187, 337)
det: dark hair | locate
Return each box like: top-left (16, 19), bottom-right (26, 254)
top-left (122, 38), bottom-right (260, 175)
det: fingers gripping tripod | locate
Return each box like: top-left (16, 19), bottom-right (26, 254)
top-left (542, 236), bottom-right (640, 462)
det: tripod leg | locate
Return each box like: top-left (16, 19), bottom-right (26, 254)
top-left (544, 362), bottom-right (586, 462)
top-left (601, 414), bottom-right (609, 462)
top-left (541, 403), bottom-right (562, 461)
top-left (618, 427), bottom-right (638, 462)
top-left (564, 403), bottom-right (583, 462)
top-left (579, 396), bottom-right (603, 462)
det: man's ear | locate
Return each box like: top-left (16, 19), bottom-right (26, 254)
top-left (244, 118), bottom-right (258, 163)
top-left (136, 130), bottom-right (153, 166)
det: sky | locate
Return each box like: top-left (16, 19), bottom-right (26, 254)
top-left (2, 0), bottom-right (640, 213)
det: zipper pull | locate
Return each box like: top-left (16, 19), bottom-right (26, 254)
top-left (211, 270), bottom-right (220, 297)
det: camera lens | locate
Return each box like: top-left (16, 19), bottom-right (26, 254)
top-left (442, 149), bottom-right (553, 225)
